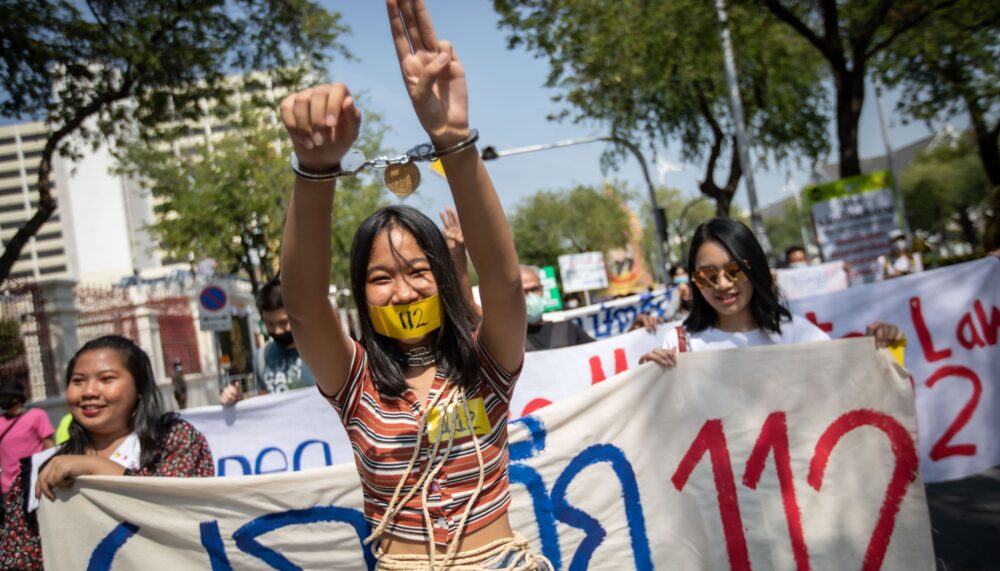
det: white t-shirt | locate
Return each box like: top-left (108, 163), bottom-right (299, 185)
top-left (662, 313), bottom-right (830, 352)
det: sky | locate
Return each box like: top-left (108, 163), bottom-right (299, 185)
top-left (320, 0), bottom-right (966, 223)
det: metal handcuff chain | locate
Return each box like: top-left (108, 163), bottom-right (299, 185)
top-left (289, 129), bottom-right (479, 196)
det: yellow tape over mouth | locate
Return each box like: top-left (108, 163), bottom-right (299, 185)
top-left (368, 294), bottom-right (443, 339)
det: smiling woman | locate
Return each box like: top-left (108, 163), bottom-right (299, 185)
top-left (0, 335), bottom-right (214, 571)
top-left (639, 218), bottom-right (906, 366)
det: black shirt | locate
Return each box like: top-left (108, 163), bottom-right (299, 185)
top-left (525, 321), bottom-right (595, 352)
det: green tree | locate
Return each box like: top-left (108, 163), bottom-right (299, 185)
top-left (900, 134), bottom-right (989, 249)
top-left (493, 0), bottom-right (828, 216)
top-left (752, 0), bottom-right (960, 178)
top-left (872, 1), bottom-right (1000, 248)
top-left (763, 201), bottom-right (812, 261)
top-left (117, 110), bottom-right (390, 294)
top-left (510, 184), bottom-right (631, 267)
top-left (0, 0), bottom-right (347, 283)
top-left (638, 187), bottom-right (717, 267)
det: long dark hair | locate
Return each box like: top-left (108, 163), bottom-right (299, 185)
top-left (350, 205), bottom-right (478, 397)
top-left (684, 218), bottom-right (791, 334)
top-left (59, 335), bottom-right (177, 470)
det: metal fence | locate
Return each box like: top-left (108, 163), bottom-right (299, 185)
top-left (0, 281), bottom-right (57, 400)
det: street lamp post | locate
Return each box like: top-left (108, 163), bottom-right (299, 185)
top-left (481, 135), bottom-right (669, 283)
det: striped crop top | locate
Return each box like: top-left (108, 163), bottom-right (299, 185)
top-left (322, 334), bottom-right (522, 547)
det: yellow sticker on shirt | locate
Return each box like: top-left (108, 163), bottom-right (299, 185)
top-left (426, 398), bottom-right (492, 444)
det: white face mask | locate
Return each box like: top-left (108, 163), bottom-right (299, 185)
top-left (789, 261), bottom-right (808, 269)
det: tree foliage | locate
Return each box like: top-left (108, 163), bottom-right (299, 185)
top-left (492, 0), bottom-right (829, 216)
top-left (752, 0), bottom-right (961, 178)
top-left (509, 184), bottom-right (631, 267)
top-left (0, 0), bottom-right (347, 283)
top-left (763, 201), bottom-right (812, 262)
top-left (900, 134), bottom-right (989, 249)
top-left (637, 187), bottom-right (717, 268)
top-left (117, 110), bottom-right (390, 294)
top-left (872, 0), bottom-right (1000, 247)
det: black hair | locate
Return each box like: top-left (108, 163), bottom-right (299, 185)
top-left (349, 205), bottom-right (478, 398)
top-left (668, 264), bottom-right (687, 279)
top-left (784, 245), bottom-right (806, 262)
top-left (684, 218), bottom-right (791, 334)
top-left (256, 277), bottom-right (284, 313)
top-left (59, 335), bottom-right (177, 470)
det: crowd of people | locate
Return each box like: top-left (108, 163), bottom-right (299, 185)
top-left (0, 1), bottom-right (965, 569)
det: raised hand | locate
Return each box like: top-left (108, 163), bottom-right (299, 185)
top-left (279, 83), bottom-right (361, 173)
top-left (387, 0), bottom-right (469, 147)
top-left (439, 207), bottom-right (465, 260)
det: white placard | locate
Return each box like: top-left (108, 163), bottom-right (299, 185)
top-left (558, 251), bottom-right (609, 293)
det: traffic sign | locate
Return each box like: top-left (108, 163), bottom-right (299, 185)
top-left (198, 283), bottom-right (232, 332)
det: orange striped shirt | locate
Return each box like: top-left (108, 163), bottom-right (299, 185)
top-left (322, 334), bottom-right (521, 546)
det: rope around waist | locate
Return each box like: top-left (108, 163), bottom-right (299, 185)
top-left (374, 533), bottom-right (552, 570)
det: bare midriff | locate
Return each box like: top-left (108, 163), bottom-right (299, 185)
top-left (380, 512), bottom-right (514, 555)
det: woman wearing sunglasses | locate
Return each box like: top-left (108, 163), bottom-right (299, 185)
top-left (639, 218), bottom-right (902, 366)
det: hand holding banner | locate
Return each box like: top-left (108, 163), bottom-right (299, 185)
top-left (41, 339), bottom-right (933, 570)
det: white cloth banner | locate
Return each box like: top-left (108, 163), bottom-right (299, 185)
top-left (182, 258), bottom-right (999, 484)
top-left (788, 257), bottom-right (1000, 483)
top-left (542, 287), bottom-right (676, 339)
top-left (181, 328), bottom-right (669, 473)
top-left (41, 339), bottom-right (934, 570)
top-left (775, 261), bottom-right (849, 300)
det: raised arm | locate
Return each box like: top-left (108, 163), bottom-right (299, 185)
top-left (440, 207), bottom-right (483, 320)
top-left (388, 0), bottom-right (525, 371)
top-left (279, 84), bottom-right (361, 398)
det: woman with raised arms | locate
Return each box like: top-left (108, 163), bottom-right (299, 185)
top-left (278, 1), bottom-right (551, 569)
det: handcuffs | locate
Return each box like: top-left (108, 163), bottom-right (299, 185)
top-left (289, 129), bottom-right (479, 196)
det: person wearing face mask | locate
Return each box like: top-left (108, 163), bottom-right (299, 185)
top-left (628, 264), bottom-right (693, 332)
top-left (784, 245), bottom-right (809, 269)
top-left (876, 230), bottom-right (923, 280)
top-left (220, 277), bottom-right (315, 405)
top-left (522, 265), bottom-right (594, 352)
top-left (0, 379), bottom-right (54, 523)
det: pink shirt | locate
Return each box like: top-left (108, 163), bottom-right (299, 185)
top-left (0, 409), bottom-right (54, 494)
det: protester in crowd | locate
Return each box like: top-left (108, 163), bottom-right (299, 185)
top-left (629, 264), bottom-right (692, 332)
top-left (440, 206), bottom-right (483, 321)
top-left (170, 359), bottom-right (188, 410)
top-left (640, 218), bottom-right (903, 366)
top-left (278, 2), bottom-right (551, 567)
top-left (0, 379), bottom-right (54, 521)
top-left (784, 245), bottom-right (808, 268)
top-left (220, 277), bottom-right (315, 405)
top-left (877, 229), bottom-right (923, 280)
top-left (441, 207), bottom-right (588, 352)
top-left (0, 335), bottom-right (213, 570)
top-left (522, 265), bottom-right (594, 352)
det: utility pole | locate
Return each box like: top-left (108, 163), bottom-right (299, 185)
top-left (481, 135), bottom-right (669, 283)
top-left (873, 76), bottom-right (913, 245)
top-left (714, 0), bottom-right (771, 255)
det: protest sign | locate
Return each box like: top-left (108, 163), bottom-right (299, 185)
top-left (789, 257), bottom-right (1000, 483)
top-left (776, 261), bottom-right (850, 300)
top-left (41, 339), bottom-right (934, 570)
top-left (558, 251), bottom-right (609, 293)
top-left (542, 287), bottom-right (676, 339)
top-left (182, 258), bottom-right (999, 485)
top-left (805, 171), bottom-right (900, 284)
